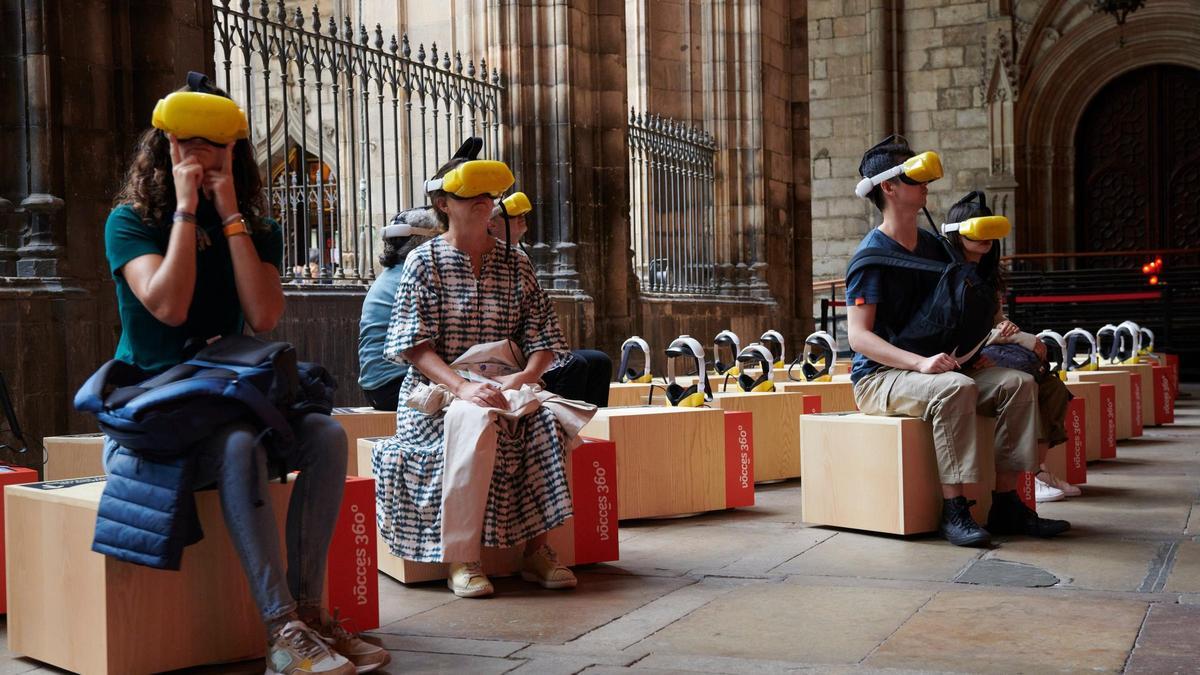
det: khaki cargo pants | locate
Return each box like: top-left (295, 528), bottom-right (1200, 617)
top-left (853, 367), bottom-right (1040, 484)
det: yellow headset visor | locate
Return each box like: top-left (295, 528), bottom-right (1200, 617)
top-left (425, 160), bottom-right (514, 199)
top-left (854, 150), bottom-right (944, 198)
top-left (942, 215), bottom-right (1011, 241)
top-left (502, 191), bottom-right (532, 216)
top-left (899, 151), bottom-right (943, 184)
top-left (151, 91), bottom-right (249, 145)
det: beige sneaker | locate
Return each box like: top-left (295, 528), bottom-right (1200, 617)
top-left (447, 561), bottom-right (494, 598)
top-left (309, 609), bottom-right (391, 674)
top-left (521, 544), bottom-right (578, 590)
top-left (1039, 469), bottom-right (1082, 497)
top-left (266, 620), bottom-right (356, 675)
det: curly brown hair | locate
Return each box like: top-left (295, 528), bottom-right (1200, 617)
top-left (114, 85), bottom-right (268, 232)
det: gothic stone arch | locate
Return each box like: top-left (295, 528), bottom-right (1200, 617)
top-left (1013, 0), bottom-right (1200, 253)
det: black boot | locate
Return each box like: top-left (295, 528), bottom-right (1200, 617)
top-left (986, 490), bottom-right (1071, 537)
top-left (939, 496), bottom-right (991, 546)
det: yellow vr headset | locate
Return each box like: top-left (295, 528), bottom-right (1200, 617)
top-left (618, 336), bottom-right (653, 384)
top-left (501, 192), bottom-right (532, 217)
top-left (942, 215), bottom-right (1011, 241)
top-left (854, 151), bottom-right (943, 198)
top-left (735, 344), bottom-right (777, 393)
top-left (425, 160), bottom-right (515, 199)
top-left (1139, 327), bottom-right (1155, 355)
top-left (151, 91), bottom-right (249, 145)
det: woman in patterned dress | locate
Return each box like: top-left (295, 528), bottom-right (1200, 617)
top-left (372, 155), bottom-right (579, 598)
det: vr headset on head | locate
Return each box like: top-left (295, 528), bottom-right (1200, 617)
top-left (618, 336), bottom-right (652, 384)
top-left (759, 330), bottom-right (785, 369)
top-left (425, 160), bottom-right (514, 199)
top-left (501, 192), bottom-right (532, 217)
top-left (735, 344), bottom-right (776, 393)
top-left (382, 206), bottom-right (442, 239)
top-left (663, 335), bottom-right (711, 407)
top-left (789, 331), bottom-right (837, 382)
top-left (713, 330), bottom-right (741, 377)
top-left (855, 151), bottom-right (944, 198)
top-left (151, 72), bottom-right (249, 145)
top-left (1064, 328), bottom-right (1099, 371)
top-left (1036, 330), bottom-right (1068, 381)
top-left (942, 215), bottom-right (1011, 241)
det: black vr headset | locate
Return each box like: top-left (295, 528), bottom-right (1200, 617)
top-left (1064, 328), bottom-right (1099, 371)
top-left (1036, 330), bottom-right (1067, 380)
top-left (759, 330), bottom-right (785, 369)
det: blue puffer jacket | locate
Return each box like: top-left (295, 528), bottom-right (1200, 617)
top-left (92, 442), bottom-right (203, 570)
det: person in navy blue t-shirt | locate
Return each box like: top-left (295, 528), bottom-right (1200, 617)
top-left (844, 136), bottom-right (1069, 546)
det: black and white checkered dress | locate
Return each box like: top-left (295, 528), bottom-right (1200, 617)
top-left (373, 236), bottom-right (573, 562)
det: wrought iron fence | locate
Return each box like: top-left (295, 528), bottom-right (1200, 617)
top-left (628, 109), bottom-right (718, 294)
top-left (212, 0), bottom-right (504, 282)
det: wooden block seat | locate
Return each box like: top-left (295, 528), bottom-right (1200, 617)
top-left (1063, 381), bottom-right (1102, 463)
top-left (43, 433), bottom-right (106, 481)
top-left (775, 379), bottom-right (857, 413)
top-left (5, 475), bottom-right (379, 674)
top-left (332, 407), bottom-right (397, 475)
top-left (1044, 396), bottom-right (1087, 485)
top-left (1070, 371), bottom-right (1137, 440)
top-left (1102, 363), bottom-right (1155, 428)
top-left (6, 477), bottom-right (292, 674)
top-left (357, 436), bottom-right (619, 584)
top-left (711, 391), bottom-right (820, 482)
top-left (607, 381), bottom-right (662, 407)
top-left (580, 406), bottom-right (729, 520)
top-left (800, 413), bottom-right (996, 535)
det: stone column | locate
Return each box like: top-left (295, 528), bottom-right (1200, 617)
top-left (496, 0), bottom-right (631, 344)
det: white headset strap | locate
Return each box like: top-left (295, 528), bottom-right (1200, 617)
top-left (941, 221), bottom-right (963, 234)
top-left (854, 164), bottom-right (905, 198)
top-left (668, 336), bottom-right (708, 394)
top-left (424, 177), bottom-right (445, 193)
top-left (621, 336), bottom-right (651, 377)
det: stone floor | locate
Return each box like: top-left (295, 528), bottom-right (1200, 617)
top-left (4, 386), bottom-right (1199, 674)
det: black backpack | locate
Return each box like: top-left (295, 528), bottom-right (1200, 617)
top-left (846, 239), bottom-right (998, 360)
top-left (75, 335), bottom-right (337, 459)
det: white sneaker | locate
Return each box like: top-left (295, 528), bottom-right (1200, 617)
top-left (1040, 470), bottom-right (1082, 498)
top-left (1034, 477), bottom-right (1065, 503)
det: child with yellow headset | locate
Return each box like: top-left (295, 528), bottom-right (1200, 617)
top-left (943, 191), bottom-right (1080, 504)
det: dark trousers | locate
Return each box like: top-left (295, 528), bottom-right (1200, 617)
top-left (542, 349), bottom-right (612, 407)
top-left (362, 376), bottom-right (404, 412)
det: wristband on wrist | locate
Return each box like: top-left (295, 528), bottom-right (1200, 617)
top-left (173, 210), bottom-right (196, 224)
top-left (223, 217), bottom-right (250, 238)
top-left (221, 212), bottom-right (245, 226)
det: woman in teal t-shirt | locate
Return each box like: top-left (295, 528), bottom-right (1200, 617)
top-left (103, 74), bottom-right (387, 675)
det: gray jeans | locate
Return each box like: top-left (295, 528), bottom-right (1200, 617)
top-left (853, 366), bottom-right (1039, 484)
top-left (105, 413), bottom-right (347, 622)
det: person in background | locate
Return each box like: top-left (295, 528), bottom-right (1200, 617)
top-left (358, 207), bottom-right (441, 411)
top-left (488, 192), bottom-right (612, 407)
